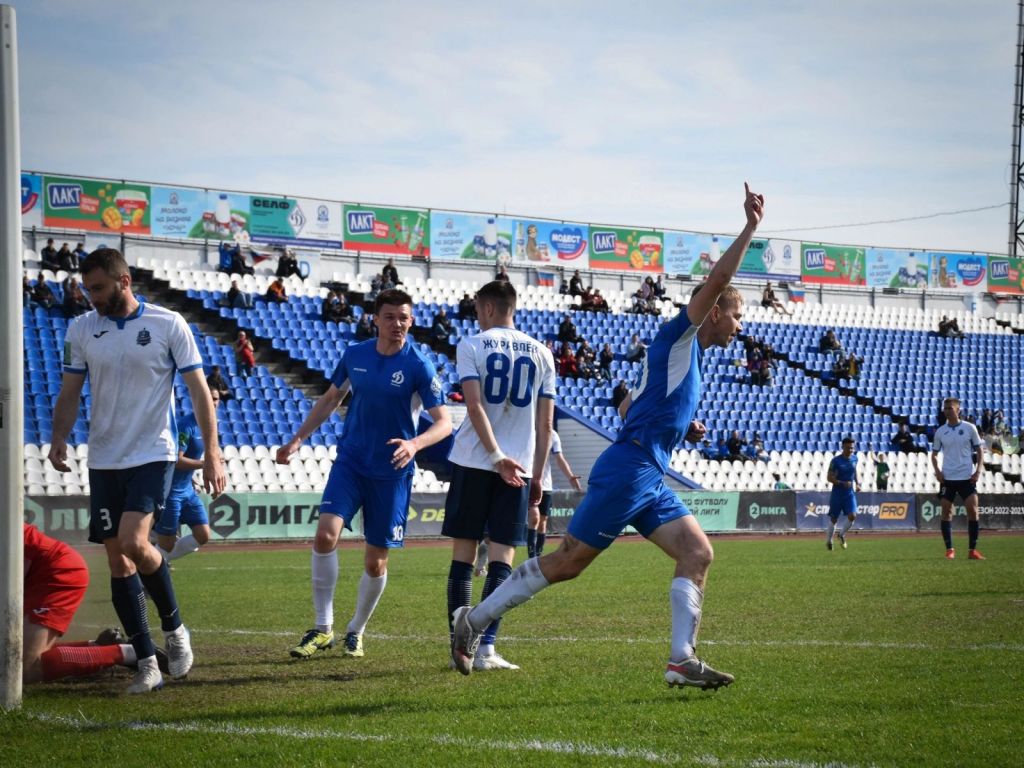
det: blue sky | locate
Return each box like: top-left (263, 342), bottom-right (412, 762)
top-left (15, 0), bottom-right (1019, 254)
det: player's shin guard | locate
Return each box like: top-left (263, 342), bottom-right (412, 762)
top-left (526, 529), bottom-right (537, 559)
top-left (941, 520), bottom-right (953, 550)
top-left (479, 562), bottom-right (513, 649)
top-left (468, 557), bottom-right (550, 632)
top-left (111, 573), bottom-right (157, 660)
top-left (968, 520), bottom-right (979, 550)
top-left (669, 577), bottom-right (703, 662)
top-left (826, 521), bottom-right (836, 543)
top-left (536, 532), bottom-right (546, 556)
top-left (40, 644), bottom-right (126, 681)
top-left (840, 517), bottom-right (854, 535)
top-left (140, 558), bottom-right (183, 632)
top-left (311, 549), bottom-right (339, 633)
top-left (447, 560), bottom-right (474, 640)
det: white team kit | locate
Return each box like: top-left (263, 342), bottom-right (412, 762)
top-left (447, 326), bottom-right (557, 469)
top-left (63, 302), bottom-right (204, 469)
top-left (932, 421), bottom-right (982, 480)
top-left (541, 430), bottom-right (563, 492)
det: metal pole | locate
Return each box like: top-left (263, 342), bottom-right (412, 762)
top-left (0, 4), bottom-right (24, 710)
top-left (1011, 0), bottom-right (1024, 256)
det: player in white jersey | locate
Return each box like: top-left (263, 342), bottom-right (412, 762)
top-left (48, 248), bottom-right (225, 693)
top-left (451, 184), bottom-right (764, 688)
top-left (931, 398), bottom-right (985, 560)
top-left (443, 280), bottom-right (556, 672)
top-left (528, 429), bottom-right (583, 558)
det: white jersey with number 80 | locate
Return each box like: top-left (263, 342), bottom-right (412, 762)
top-left (448, 327), bottom-right (556, 472)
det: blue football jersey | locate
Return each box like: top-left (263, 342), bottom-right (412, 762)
top-left (169, 412), bottom-right (203, 496)
top-left (829, 454), bottom-right (858, 492)
top-left (617, 312), bottom-right (703, 474)
top-left (330, 340), bottom-right (444, 478)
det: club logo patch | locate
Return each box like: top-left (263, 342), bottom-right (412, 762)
top-left (390, 370), bottom-right (405, 387)
top-left (136, 328), bottom-right (152, 346)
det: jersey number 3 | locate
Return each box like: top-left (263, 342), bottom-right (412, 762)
top-left (484, 353), bottom-right (536, 407)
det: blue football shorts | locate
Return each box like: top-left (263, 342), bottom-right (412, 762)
top-left (154, 491), bottom-right (209, 536)
top-left (319, 460), bottom-right (413, 548)
top-left (828, 492), bottom-right (858, 520)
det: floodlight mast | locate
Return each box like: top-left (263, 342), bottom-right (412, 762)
top-left (0, 3), bottom-right (24, 711)
top-left (1011, 0), bottom-right (1024, 256)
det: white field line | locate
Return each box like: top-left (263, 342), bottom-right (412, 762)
top-left (26, 713), bottom-right (874, 768)
top-left (74, 623), bottom-right (1024, 653)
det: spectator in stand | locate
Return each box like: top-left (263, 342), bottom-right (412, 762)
top-left (568, 269), bottom-right (584, 296)
top-left (980, 408), bottom-right (994, 436)
top-left (219, 241), bottom-right (254, 276)
top-left (355, 312), bottom-right (376, 341)
top-left (653, 275), bottom-right (667, 299)
top-left (846, 352), bottom-right (863, 380)
top-left (748, 437), bottom-right (769, 462)
top-left (40, 239), bottom-right (60, 271)
top-left (557, 342), bottom-right (578, 378)
top-left (625, 333), bottom-right (647, 363)
top-left (992, 409), bottom-right (1008, 437)
top-left (62, 278), bottom-right (91, 318)
top-left (773, 473), bottom-right (792, 490)
top-left (558, 275), bottom-right (570, 295)
top-left (431, 307), bottom-right (453, 345)
top-left (321, 291), bottom-right (339, 323)
top-left (639, 276), bottom-right (657, 302)
top-left (578, 286), bottom-right (597, 312)
top-left (265, 278), bottom-right (288, 304)
top-left (382, 257), bottom-right (401, 286)
top-left (557, 314), bottom-right (579, 343)
top-left (226, 280), bottom-right (253, 309)
top-left (761, 281), bottom-right (791, 315)
top-left (937, 315), bottom-right (965, 339)
top-left (575, 339), bottom-right (597, 378)
top-left (758, 353), bottom-right (775, 387)
top-left (206, 364), bottom-right (234, 402)
top-left (598, 343), bottom-right (614, 379)
top-left (458, 292), bottom-right (477, 320)
top-left (611, 380), bottom-right (629, 410)
top-left (871, 451), bottom-right (890, 491)
top-left (630, 289), bottom-right (647, 314)
top-left (57, 243), bottom-right (77, 273)
top-left (726, 430), bottom-right (747, 461)
top-left (235, 331), bottom-right (256, 378)
top-left (333, 293), bottom-right (354, 323)
top-left (276, 249), bottom-right (302, 280)
top-left (31, 273), bottom-right (58, 310)
top-left (819, 329), bottom-right (842, 354)
top-left (747, 343), bottom-right (764, 385)
top-left (892, 422), bottom-right (921, 454)
top-left (495, 264), bottom-right (510, 282)
top-left (590, 288), bottom-right (609, 313)
top-left (23, 275), bottom-right (32, 305)
top-left (73, 242), bottom-right (88, 267)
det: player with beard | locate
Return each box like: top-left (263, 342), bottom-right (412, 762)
top-left (451, 184), bottom-right (765, 689)
top-left (49, 248), bottom-right (225, 693)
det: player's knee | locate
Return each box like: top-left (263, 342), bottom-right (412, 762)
top-left (688, 540), bottom-right (714, 572)
top-left (193, 528), bottom-right (210, 545)
top-left (117, 535), bottom-right (149, 564)
top-left (314, 528), bottom-right (339, 552)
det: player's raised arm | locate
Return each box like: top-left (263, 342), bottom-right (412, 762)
top-left (686, 182), bottom-right (765, 325)
top-left (276, 381), bottom-right (351, 464)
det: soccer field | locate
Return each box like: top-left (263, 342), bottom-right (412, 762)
top-left (3, 534), bottom-right (1022, 768)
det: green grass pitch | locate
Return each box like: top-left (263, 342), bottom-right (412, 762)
top-left (2, 534), bottom-right (1022, 767)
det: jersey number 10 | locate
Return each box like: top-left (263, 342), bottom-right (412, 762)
top-left (484, 353), bottom-right (536, 407)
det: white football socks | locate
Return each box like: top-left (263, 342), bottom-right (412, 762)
top-left (347, 571), bottom-right (387, 636)
top-left (669, 577), bottom-right (703, 662)
top-left (827, 521), bottom-right (836, 543)
top-left (840, 517), bottom-right (854, 535)
top-left (311, 549), bottom-right (338, 634)
top-left (168, 534), bottom-right (200, 561)
top-left (469, 557), bottom-right (549, 631)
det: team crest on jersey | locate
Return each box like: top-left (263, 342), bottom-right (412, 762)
top-left (390, 371), bottom-right (405, 387)
top-left (136, 328), bottom-right (152, 347)
top-left (431, 376), bottom-right (442, 398)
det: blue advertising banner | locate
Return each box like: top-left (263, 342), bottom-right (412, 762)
top-left (795, 491), bottom-right (917, 531)
top-left (21, 172), bottom-right (42, 228)
top-left (506, 217), bottom-right (589, 269)
top-left (429, 211), bottom-right (513, 262)
top-left (926, 251), bottom-right (986, 290)
top-left (865, 248), bottom-right (928, 289)
top-left (151, 186), bottom-right (207, 238)
top-left (663, 231), bottom-right (716, 276)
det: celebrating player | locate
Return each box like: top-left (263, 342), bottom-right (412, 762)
top-left (49, 248), bottom-right (225, 693)
top-left (450, 183), bottom-right (765, 689)
top-left (931, 398), bottom-right (985, 560)
top-left (528, 428), bottom-right (583, 558)
top-left (154, 390), bottom-right (223, 562)
top-left (443, 280), bottom-right (556, 672)
top-left (826, 437), bottom-right (859, 550)
top-left (278, 289), bottom-right (452, 659)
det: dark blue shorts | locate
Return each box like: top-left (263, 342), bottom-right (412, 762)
top-left (320, 460), bottom-right (413, 548)
top-left (154, 492), bottom-right (209, 536)
top-left (442, 465), bottom-right (529, 547)
top-left (940, 479), bottom-right (977, 503)
top-left (88, 462), bottom-right (175, 544)
top-left (538, 490), bottom-right (553, 518)
top-left (567, 441), bottom-right (689, 550)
